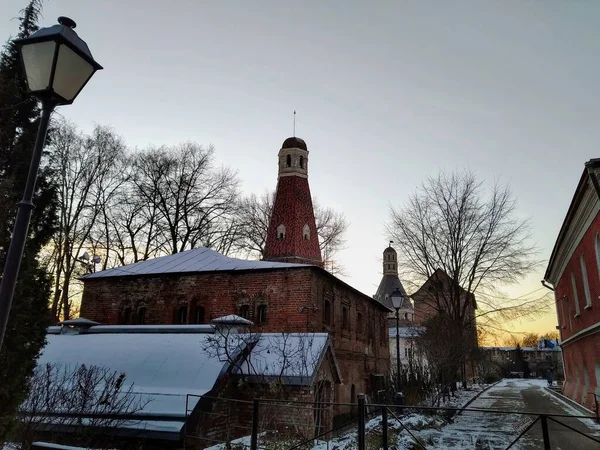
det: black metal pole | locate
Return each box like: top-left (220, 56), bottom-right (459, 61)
top-left (395, 308), bottom-right (401, 392)
top-left (540, 414), bottom-right (551, 450)
top-left (357, 394), bottom-right (365, 450)
top-left (0, 102), bottom-right (53, 350)
top-left (382, 407), bottom-right (389, 450)
top-left (250, 398), bottom-right (259, 450)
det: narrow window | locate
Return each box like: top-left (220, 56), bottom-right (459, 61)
top-left (136, 307), bottom-right (146, 325)
top-left (286, 154), bottom-right (291, 167)
top-left (257, 305), bottom-right (268, 323)
top-left (303, 224), bottom-right (310, 241)
top-left (571, 273), bottom-right (581, 316)
top-left (357, 312), bottom-right (363, 334)
top-left (404, 312), bottom-right (408, 320)
top-left (277, 224), bottom-right (286, 240)
top-left (176, 305), bottom-right (188, 324)
top-left (342, 307), bottom-right (349, 330)
top-left (595, 233), bottom-right (600, 280)
top-left (239, 305), bottom-right (250, 319)
top-left (122, 307), bottom-right (132, 325)
top-left (580, 255), bottom-right (592, 308)
top-left (404, 348), bottom-right (408, 358)
top-left (196, 306), bottom-right (205, 324)
top-left (299, 155), bottom-right (304, 168)
top-left (324, 300), bottom-right (331, 325)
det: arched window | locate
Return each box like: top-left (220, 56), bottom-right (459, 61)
top-left (286, 154), bottom-right (291, 167)
top-left (239, 305), bottom-right (250, 319)
top-left (323, 300), bottom-right (331, 325)
top-left (136, 306), bottom-right (147, 325)
top-left (580, 255), bottom-right (592, 308)
top-left (299, 155), bottom-right (304, 168)
top-left (357, 312), bottom-right (363, 335)
top-left (404, 312), bottom-right (408, 320)
top-left (303, 224), bottom-right (310, 240)
top-left (571, 273), bottom-right (581, 316)
top-left (257, 305), bottom-right (268, 323)
top-left (342, 307), bottom-right (349, 330)
top-left (176, 305), bottom-right (188, 324)
top-left (277, 224), bottom-right (286, 240)
top-left (122, 307), bottom-right (132, 325)
top-left (196, 306), bottom-right (205, 324)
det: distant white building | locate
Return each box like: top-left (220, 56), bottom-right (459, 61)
top-left (389, 325), bottom-right (425, 372)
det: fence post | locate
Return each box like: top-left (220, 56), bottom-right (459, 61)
top-left (357, 394), bottom-right (366, 450)
top-left (382, 407), bottom-right (389, 450)
top-left (540, 414), bottom-right (551, 450)
top-left (250, 399), bottom-right (259, 450)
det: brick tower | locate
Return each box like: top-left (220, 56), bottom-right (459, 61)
top-left (263, 137), bottom-right (322, 265)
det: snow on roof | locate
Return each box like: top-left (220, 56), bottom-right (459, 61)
top-left (35, 331), bottom-right (229, 434)
top-left (388, 327), bottom-right (423, 339)
top-left (59, 318), bottom-right (100, 326)
top-left (233, 333), bottom-right (339, 385)
top-left (211, 315), bottom-right (253, 325)
top-left (82, 247), bottom-right (312, 279)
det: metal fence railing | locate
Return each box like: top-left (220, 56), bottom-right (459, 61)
top-left (239, 396), bottom-right (600, 450)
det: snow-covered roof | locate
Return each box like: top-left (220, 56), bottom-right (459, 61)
top-left (35, 331), bottom-right (230, 435)
top-left (211, 314), bottom-right (253, 325)
top-left (31, 325), bottom-right (340, 438)
top-left (234, 333), bottom-right (341, 385)
top-left (389, 326), bottom-right (423, 339)
top-left (82, 247), bottom-right (312, 279)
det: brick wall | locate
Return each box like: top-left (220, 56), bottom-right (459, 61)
top-left (81, 266), bottom-right (390, 416)
top-left (554, 210), bottom-right (600, 410)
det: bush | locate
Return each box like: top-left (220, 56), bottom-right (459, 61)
top-left (484, 373), bottom-right (500, 384)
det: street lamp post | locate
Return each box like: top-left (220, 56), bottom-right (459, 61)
top-left (390, 287), bottom-right (406, 411)
top-left (0, 17), bottom-right (102, 349)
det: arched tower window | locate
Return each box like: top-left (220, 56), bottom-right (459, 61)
top-left (286, 154), bottom-right (291, 167)
top-left (277, 224), bottom-right (286, 240)
top-left (299, 155), bottom-right (304, 168)
top-left (303, 224), bottom-right (310, 240)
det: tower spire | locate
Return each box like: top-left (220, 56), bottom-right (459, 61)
top-left (293, 110), bottom-right (296, 137)
top-left (263, 136), bottom-right (322, 265)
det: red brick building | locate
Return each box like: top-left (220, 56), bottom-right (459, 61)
top-left (80, 137), bottom-right (390, 422)
top-left (544, 159), bottom-right (600, 411)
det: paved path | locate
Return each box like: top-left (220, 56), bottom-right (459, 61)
top-left (422, 379), bottom-right (600, 449)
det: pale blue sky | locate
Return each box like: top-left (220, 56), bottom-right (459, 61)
top-left (3, 1), bottom-right (600, 335)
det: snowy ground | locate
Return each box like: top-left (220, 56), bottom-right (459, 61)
top-left (208, 379), bottom-right (600, 449)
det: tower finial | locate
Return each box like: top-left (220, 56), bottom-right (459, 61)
top-left (389, 240), bottom-right (394, 247)
top-left (293, 110), bottom-right (296, 137)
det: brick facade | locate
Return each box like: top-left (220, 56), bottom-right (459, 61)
top-left (263, 137), bottom-right (322, 265)
top-left (544, 162), bottom-right (600, 412)
top-left (80, 266), bottom-right (391, 416)
top-left (551, 209), bottom-right (600, 411)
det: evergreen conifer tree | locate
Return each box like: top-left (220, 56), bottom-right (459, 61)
top-left (0, 0), bottom-right (57, 441)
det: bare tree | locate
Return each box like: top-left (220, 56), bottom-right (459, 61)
top-left (46, 121), bottom-right (126, 320)
top-left (16, 363), bottom-right (149, 449)
top-left (235, 191), bottom-right (349, 271)
top-left (388, 170), bottom-right (543, 386)
top-left (129, 143), bottom-right (240, 256)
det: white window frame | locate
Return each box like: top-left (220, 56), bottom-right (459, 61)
top-left (571, 273), bottom-right (581, 316)
top-left (580, 254), bottom-right (592, 309)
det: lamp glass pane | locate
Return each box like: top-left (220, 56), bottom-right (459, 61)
top-left (391, 295), bottom-right (402, 309)
top-left (20, 41), bottom-right (56, 91)
top-left (52, 43), bottom-right (94, 101)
